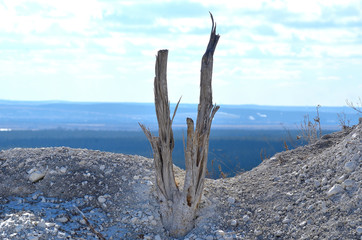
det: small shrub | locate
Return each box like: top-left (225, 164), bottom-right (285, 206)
top-left (297, 105), bottom-right (322, 144)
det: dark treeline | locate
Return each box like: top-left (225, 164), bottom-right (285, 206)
top-left (0, 129), bottom-right (333, 178)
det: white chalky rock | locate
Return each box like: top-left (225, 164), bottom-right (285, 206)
top-left (344, 161), bottom-right (357, 172)
top-left (336, 175), bottom-right (345, 183)
top-left (216, 230), bottom-right (225, 237)
top-left (227, 197), bottom-right (235, 204)
top-left (56, 216), bottom-right (68, 223)
top-left (282, 216), bottom-right (292, 224)
top-left (29, 171), bottom-right (46, 183)
top-left (327, 184), bottom-right (344, 197)
top-left (98, 196), bottom-right (106, 203)
top-left (299, 221), bottom-right (307, 227)
top-left (79, 219), bottom-right (86, 225)
top-left (59, 167), bottom-right (67, 173)
top-left (37, 220), bottom-right (47, 228)
top-left (230, 219), bottom-right (237, 226)
top-left (243, 214), bottom-right (250, 222)
top-left (356, 226), bottom-right (362, 234)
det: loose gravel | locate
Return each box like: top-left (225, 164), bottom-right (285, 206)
top-left (0, 121), bottom-right (361, 239)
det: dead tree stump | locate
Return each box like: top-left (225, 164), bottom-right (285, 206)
top-left (139, 13), bottom-right (220, 238)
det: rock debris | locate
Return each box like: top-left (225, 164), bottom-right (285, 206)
top-left (0, 122), bottom-right (361, 239)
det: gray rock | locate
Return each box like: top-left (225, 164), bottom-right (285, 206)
top-left (344, 161), bottom-right (357, 172)
top-left (342, 179), bottom-right (355, 188)
top-left (230, 219), bottom-right (237, 226)
top-left (98, 195), bottom-right (106, 203)
top-left (313, 179), bottom-right (321, 188)
top-left (55, 216), bottom-right (68, 223)
top-left (282, 216), bottom-right (292, 224)
top-left (28, 171), bottom-right (46, 183)
top-left (327, 184), bottom-right (344, 197)
top-left (227, 197), bottom-right (235, 204)
top-left (242, 215), bottom-right (250, 222)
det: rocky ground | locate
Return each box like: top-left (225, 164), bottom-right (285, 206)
top-left (0, 120), bottom-right (361, 240)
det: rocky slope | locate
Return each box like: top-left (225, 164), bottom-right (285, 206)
top-left (0, 121), bottom-right (361, 240)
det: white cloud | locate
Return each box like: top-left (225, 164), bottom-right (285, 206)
top-left (0, 0), bottom-right (361, 106)
top-left (257, 113), bottom-right (267, 118)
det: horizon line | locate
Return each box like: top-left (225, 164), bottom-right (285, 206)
top-left (0, 99), bottom-right (352, 108)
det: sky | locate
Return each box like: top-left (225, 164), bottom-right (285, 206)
top-left (0, 0), bottom-right (361, 106)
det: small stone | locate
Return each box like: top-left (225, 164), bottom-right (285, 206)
top-left (282, 216), bottom-right (292, 224)
top-left (286, 204), bottom-right (293, 211)
top-left (100, 165), bottom-right (106, 171)
top-left (98, 196), bottom-right (106, 203)
top-left (29, 171), bottom-right (46, 183)
top-left (299, 221), bottom-right (307, 227)
top-left (307, 204), bottom-right (314, 211)
top-left (37, 220), bottom-right (47, 228)
top-left (79, 219), bottom-right (86, 225)
top-left (131, 217), bottom-right (138, 224)
top-left (216, 230), bottom-right (225, 237)
top-left (27, 236), bottom-right (39, 240)
top-left (254, 229), bottom-right (262, 236)
top-left (343, 179), bottom-right (354, 188)
top-left (150, 220), bottom-right (157, 226)
top-left (60, 167), bottom-right (67, 173)
top-left (133, 175), bottom-right (140, 180)
top-left (357, 226), bottom-right (362, 234)
top-left (56, 216), bottom-right (68, 223)
top-left (15, 225), bottom-right (23, 232)
top-left (327, 184), bottom-right (344, 197)
top-left (313, 179), bottom-right (320, 187)
top-left (205, 235), bottom-right (214, 240)
top-left (321, 177), bottom-right (328, 185)
top-left (242, 214), bottom-right (250, 222)
top-left (275, 230), bottom-right (283, 237)
top-left (344, 161), bottom-right (357, 172)
top-left (230, 219), bottom-right (237, 226)
top-left (227, 197), bottom-right (235, 204)
top-left (336, 175), bottom-right (345, 183)
top-left (154, 235), bottom-right (162, 240)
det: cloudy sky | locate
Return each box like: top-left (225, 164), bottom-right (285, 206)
top-left (0, 0), bottom-right (361, 106)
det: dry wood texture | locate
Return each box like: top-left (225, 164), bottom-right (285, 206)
top-left (140, 13), bottom-right (220, 237)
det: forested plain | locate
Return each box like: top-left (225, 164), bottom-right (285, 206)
top-left (0, 129), bottom-right (334, 179)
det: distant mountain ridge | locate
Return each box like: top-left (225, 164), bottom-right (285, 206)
top-left (0, 100), bottom-right (359, 130)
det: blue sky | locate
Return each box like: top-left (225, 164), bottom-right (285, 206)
top-left (0, 0), bottom-right (361, 106)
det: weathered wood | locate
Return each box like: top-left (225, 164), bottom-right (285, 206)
top-left (140, 13), bottom-right (220, 238)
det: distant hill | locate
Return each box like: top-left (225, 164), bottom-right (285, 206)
top-left (0, 100), bottom-right (359, 130)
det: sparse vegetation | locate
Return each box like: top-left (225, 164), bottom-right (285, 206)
top-left (297, 105), bottom-right (322, 144)
top-left (346, 97), bottom-right (362, 114)
top-left (337, 112), bottom-right (351, 130)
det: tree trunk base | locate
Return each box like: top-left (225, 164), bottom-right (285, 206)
top-left (160, 197), bottom-right (196, 238)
